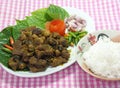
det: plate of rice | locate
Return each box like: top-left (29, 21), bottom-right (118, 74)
top-left (76, 30), bottom-right (120, 80)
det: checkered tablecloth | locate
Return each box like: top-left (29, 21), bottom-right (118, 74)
top-left (0, 0), bottom-right (120, 88)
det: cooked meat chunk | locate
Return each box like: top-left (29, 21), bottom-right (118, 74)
top-left (29, 57), bottom-right (37, 65)
top-left (61, 50), bottom-right (70, 59)
top-left (35, 50), bottom-right (45, 58)
top-left (55, 50), bottom-right (61, 56)
top-left (28, 44), bottom-right (34, 52)
top-left (29, 59), bottom-right (47, 72)
top-left (50, 57), bottom-right (67, 67)
top-left (22, 56), bottom-right (29, 63)
top-left (59, 37), bottom-right (69, 47)
top-left (42, 29), bottom-right (51, 37)
top-left (8, 58), bottom-right (19, 70)
top-left (57, 45), bottom-right (64, 51)
top-left (34, 38), bottom-right (43, 45)
top-left (47, 37), bottom-right (58, 46)
top-left (12, 40), bottom-right (22, 55)
top-left (36, 44), bottom-right (52, 51)
top-left (32, 28), bottom-right (42, 35)
top-left (29, 66), bottom-right (46, 72)
top-left (19, 33), bottom-right (27, 41)
top-left (36, 59), bottom-right (47, 68)
top-left (18, 62), bottom-right (26, 70)
top-left (51, 32), bottom-right (61, 39)
top-left (9, 27), bottom-right (70, 72)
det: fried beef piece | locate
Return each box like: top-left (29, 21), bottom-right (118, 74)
top-left (29, 57), bottom-right (38, 65)
top-left (47, 37), bottom-right (58, 46)
top-left (35, 49), bottom-right (54, 59)
top-left (29, 66), bottom-right (46, 72)
top-left (29, 58), bottom-right (47, 72)
top-left (50, 57), bottom-right (67, 67)
top-left (21, 55), bottom-right (30, 63)
top-left (59, 37), bottom-right (69, 47)
top-left (61, 50), bottom-right (70, 59)
top-left (32, 28), bottom-right (42, 35)
top-left (8, 58), bottom-right (19, 70)
top-left (57, 45), bottom-right (64, 51)
top-left (51, 32), bottom-right (61, 39)
top-left (42, 29), bottom-right (51, 37)
top-left (12, 40), bottom-right (22, 55)
top-left (9, 27), bottom-right (70, 72)
top-left (55, 50), bottom-right (61, 56)
top-left (36, 44), bottom-right (52, 51)
top-left (18, 62), bottom-right (26, 70)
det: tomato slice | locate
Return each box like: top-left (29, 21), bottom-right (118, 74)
top-left (47, 19), bottom-right (66, 36)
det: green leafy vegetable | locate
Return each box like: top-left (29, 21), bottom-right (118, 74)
top-left (12, 19), bottom-right (29, 40)
top-left (47, 4), bottom-right (69, 20)
top-left (0, 32), bottom-right (12, 67)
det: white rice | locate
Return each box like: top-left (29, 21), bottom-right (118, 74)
top-left (83, 38), bottom-right (120, 78)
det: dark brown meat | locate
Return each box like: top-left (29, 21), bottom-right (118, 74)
top-left (57, 45), bottom-right (64, 51)
top-left (59, 37), bottom-right (69, 47)
top-left (18, 62), bottom-right (26, 70)
top-left (32, 28), bottom-right (42, 35)
top-left (50, 57), bottom-right (67, 67)
top-left (29, 59), bottom-right (47, 72)
top-left (8, 58), bottom-right (19, 70)
top-left (61, 50), bottom-right (70, 59)
top-left (9, 27), bottom-right (70, 72)
top-left (51, 32), bottom-right (61, 39)
top-left (55, 50), bottom-right (61, 56)
top-left (42, 29), bottom-right (51, 37)
top-left (22, 56), bottom-right (29, 63)
top-left (35, 44), bottom-right (52, 51)
top-left (35, 50), bottom-right (45, 59)
top-left (29, 66), bottom-right (46, 72)
top-left (47, 37), bottom-right (58, 46)
top-left (12, 40), bottom-right (22, 55)
top-left (29, 57), bottom-right (37, 65)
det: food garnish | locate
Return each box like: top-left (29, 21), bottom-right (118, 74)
top-left (65, 31), bottom-right (87, 45)
top-left (46, 19), bottom-right (66, 36)
top-left (65, 15), bottom-right (86, 33)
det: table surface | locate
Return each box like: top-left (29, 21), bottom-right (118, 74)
top-left (0, 0), bottom-right (120, 88)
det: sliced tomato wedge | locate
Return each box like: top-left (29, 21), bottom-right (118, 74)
top-left (46, 19), bottom-right (66, 36)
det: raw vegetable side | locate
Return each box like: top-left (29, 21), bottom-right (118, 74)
top-left (65, 31), bottom-right (87, 45)
top-left (64, 15), bottom-right (88, 45)
top-left (46, 19), bottom-right (66, 36)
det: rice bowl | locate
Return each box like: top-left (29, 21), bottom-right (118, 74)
top-left (83, 38), bottom-right (120, 78)
top-left (76, 30), bottom-right (120, 80)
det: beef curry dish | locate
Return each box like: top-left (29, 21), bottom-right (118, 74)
top-left (8, 27), bottom-right (70, 72)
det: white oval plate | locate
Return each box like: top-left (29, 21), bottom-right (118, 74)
top-left (76, 30), bottom-right (120, 80)
top-left (0, 7), bottom-right (95, 77)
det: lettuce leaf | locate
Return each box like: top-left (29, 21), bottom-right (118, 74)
top-left (12, 19), bottom-right (29, 40)
top-left (47, 4), bottom-right (69, 20)
top-left (0, 27), bottom-right (13, 66)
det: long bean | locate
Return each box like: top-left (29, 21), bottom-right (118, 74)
top-left (65, 31), bottom-right (87, 45)
top-left (2, 47), bottom-right (12, 54)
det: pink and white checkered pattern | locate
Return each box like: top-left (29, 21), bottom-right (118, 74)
top-left (0, 0), bottom-right (120, 88)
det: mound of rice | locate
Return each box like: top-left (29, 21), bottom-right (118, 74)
top-left (83, 38), bottom-right (120, 78)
